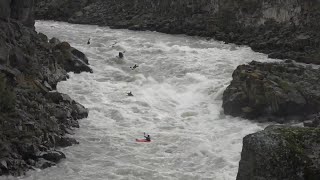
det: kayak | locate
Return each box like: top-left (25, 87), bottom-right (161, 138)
top-left (136, 139), bottom-right (151, 142)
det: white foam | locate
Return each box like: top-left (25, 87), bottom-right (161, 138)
top-left (7, 21), bottom-right (280, 180)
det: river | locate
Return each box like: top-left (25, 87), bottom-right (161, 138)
top-left (7, 21), bottom-right (274, 180)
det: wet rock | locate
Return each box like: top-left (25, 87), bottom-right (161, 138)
top-left (223, 61), bottom-right (320, 122)
top-left (49, 37), bottom-right (61, 46)
top-left (39, 150), bottom-right (66, 163)
top-left (237, 126), bottom-right (320, 180)
top-left (55, 136), bottom-right (79, 147)
top-left (37, 32), bottom-right (48, 42)
top-left (71, 48), bottom-right (89, 64)
top-left (35, 158), bottom-right (56, 169)
top-left (304, 114), bottom-right (320, 127)
top-left (54, 42), bottom-right (93, 73)
top-left (72, 103), bottom-right (89, 119)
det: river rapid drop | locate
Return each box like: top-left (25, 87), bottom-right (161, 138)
top-left (8, 21), bottom-right (276, 180)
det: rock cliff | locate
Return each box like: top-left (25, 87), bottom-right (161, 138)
top-left (0, 0), bottom-right (91, 176)
top-left (35, 0), bottom-right (320, 64)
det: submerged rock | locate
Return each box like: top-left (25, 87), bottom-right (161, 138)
top-left (237, 126), bottom-right (320, 180)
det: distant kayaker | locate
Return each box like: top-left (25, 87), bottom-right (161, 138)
top-left (144, 132), bottom-right (151, 141)
top-left (127, 91), bottom-right (133, 96)
top-left (118, 52), bottom-right (124, 58)
top-left (130, 64), bottom-right (139, 70)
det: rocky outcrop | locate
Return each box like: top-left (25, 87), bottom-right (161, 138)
top-left (223, 61), bottom-right (320, 123)
top-left (237, 125), bottom-right (320, 180)
top-left (0, 0), bottom-right (91, 176)
top-left (35, 0), bottom-right (320, 64)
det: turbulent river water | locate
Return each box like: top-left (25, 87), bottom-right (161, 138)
top-left (6, 21), bottom-right (277, 180)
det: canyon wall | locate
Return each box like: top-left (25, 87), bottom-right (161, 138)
top-left (0, 0), bottom-right (91, 176)
top-left (36, 0), bottom-right (320, 64)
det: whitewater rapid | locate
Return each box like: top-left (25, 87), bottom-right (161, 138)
top-left (8, 21), bottom-right (276, 180)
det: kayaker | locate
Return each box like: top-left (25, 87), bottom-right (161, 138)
top-left (144, 132), bottom-right (151, 141)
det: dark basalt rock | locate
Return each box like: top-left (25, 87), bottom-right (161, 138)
top-left (223, 61), bottom-right (320, 123)
top-left (39, 150), bottom-right (66, 163)
top-left (0, 0), bottom-right (90, 176)
top-left (35, 0), bottom-right (320, 64)
top-left (53, 42), bottom-right (93, 73)
top-left (237, 126), bottom-right (320, 180)
top-left (35, 158), bottom-right (56, 169)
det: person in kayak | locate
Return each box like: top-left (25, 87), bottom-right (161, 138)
top-left (118, 52), bottom-right (124, 58)
top-left (144, 132), bottom-right (151, 141)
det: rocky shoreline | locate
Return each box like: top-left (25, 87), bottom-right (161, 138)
top-left (0, 0), bottom-right (91, 176)
top-left (35, 0), bottom-right (320, 64)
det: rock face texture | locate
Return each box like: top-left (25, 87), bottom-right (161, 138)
top-left (237, 126), bottom-right (320, 180)
top-left (0, 0), bottom-right (91, 176)
top-left (223, 61), bottom-right (320, 123)
top-left (35, 0), bottom-right (320, 64)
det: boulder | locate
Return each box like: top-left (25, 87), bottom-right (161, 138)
top-left (223, 61), bottom-right (320, 123)
top-left (54, 42), bottom-right (93, 73)
top-left (39, 150), bottom-right (66, 163)
top-left (49, 37), bottom-right (61, 46)
top-left (55, 136), bottom-right (79, 147)
top-left (45, 92), bottom-right (74, 104)
top-left (35, 158), bottom-right (56, 169)
top-left (71, 48), bottom-right (89, 64)
top-left (72, 103), bottom-right (89, 119)
top-left (237, 126), bottom-right (320, 180)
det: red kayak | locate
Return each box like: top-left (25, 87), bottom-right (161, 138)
top-left (136, 139), bottom-right (151, 142)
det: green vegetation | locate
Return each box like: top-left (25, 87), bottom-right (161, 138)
top-left (0, 73), bottom-right (16, 112)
